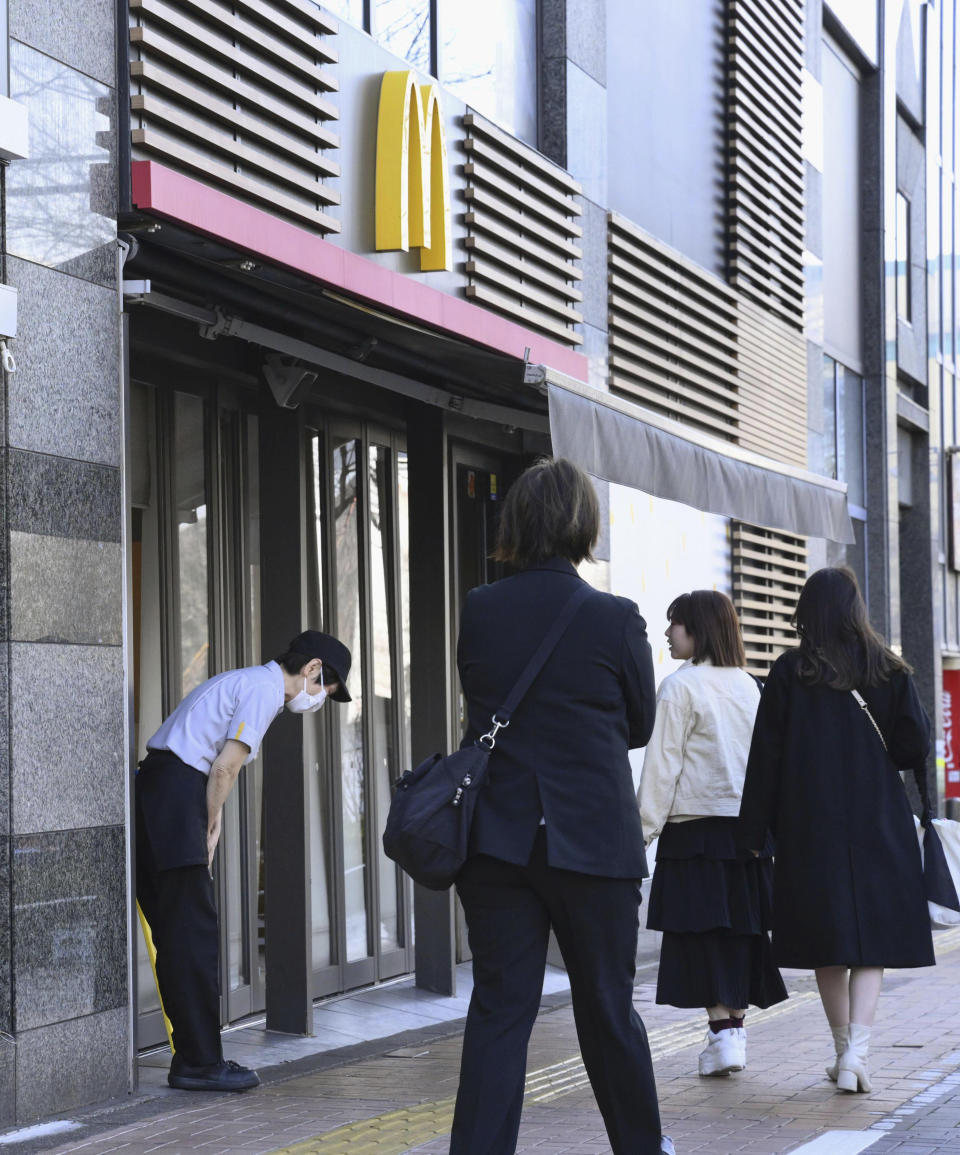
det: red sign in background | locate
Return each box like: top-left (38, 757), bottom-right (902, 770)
top-left (943, 670), bottom-right (960, 799)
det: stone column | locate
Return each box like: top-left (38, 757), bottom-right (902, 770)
top-left (0, 0), bottom-right (126, 1124)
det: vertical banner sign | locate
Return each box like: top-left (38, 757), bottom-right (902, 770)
top-left (944, 670), bottom-right (960, 799)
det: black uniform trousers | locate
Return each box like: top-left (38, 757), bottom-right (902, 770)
top-left (450, 829), bottom-right (662, 1155)
top-left (135, 752), bottom-right (223, 1068)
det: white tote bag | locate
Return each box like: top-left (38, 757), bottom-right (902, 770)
top-left (915, 815), bottom-right (960, 928)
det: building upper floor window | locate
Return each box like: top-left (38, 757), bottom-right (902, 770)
top-left (896, 190), bottom-right (912, 322)
top-left (326, 0), bottom-right (538, 145)
top-left (818, 354), bottom-right (868, 591)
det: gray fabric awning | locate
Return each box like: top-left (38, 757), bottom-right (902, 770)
top-left (545, 377), bottom-right (855, 544)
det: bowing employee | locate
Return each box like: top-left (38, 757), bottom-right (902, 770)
top-left (136, 630), bottom-right (351, 1092)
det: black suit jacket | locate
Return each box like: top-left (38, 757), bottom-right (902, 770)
top-left (457, 558), bottom-right (656, 878)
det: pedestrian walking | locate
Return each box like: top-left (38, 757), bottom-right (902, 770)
top-left (737, 567), bottom-right (934, 1093)
top-left (638, 591), bottom-right (787, 1078)
top-left (135, 630), bottom-right (351, 1092)
top-left (450, 457), bottom-right (674, 1155)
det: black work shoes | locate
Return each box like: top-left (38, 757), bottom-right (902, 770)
top-left (168, 1058), bottom-right (260, 1092)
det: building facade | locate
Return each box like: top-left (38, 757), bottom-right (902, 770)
top-left (0, 0), bottom-right (953, 1126)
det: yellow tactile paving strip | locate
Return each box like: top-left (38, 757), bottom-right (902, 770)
top-left (270, 929), bottom-right (960, 1154)
top-left (267, 985), bottom-right (829, 1153)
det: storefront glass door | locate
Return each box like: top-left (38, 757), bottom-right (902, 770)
top-left (131, 382), bottom-right (265, 1047)
top-left (307, 423), bottom-right (412, 996)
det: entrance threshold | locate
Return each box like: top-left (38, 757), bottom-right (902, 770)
top-left (137, 963), bottom-right (572, 1091)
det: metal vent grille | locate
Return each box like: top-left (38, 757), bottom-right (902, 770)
top-left (129, 0), bottom-right (341, 233)
top-left (608, 212), bottom-right (740, 442)
top-left (462, 111), bottom-right (583, 346)
top-left (732, 522), bottom-right (806, 674)
top-left (727, 0), bottom-right (805, 328)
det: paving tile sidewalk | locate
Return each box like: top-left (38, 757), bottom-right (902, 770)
top-left (6, 929), bottom-right (960, 1155)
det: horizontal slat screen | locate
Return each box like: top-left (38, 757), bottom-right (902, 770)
top-left (608, 212), bottom-right (740, 442)
top-left (462, 111), bottom-right (583, 346)
top-left (727, 0), bottom-right (805, 329)
top-left (129, 0), bottom-right (341, 233)
top-left (736, 297), bottom-right (807, 464)
top-left (732, 522), bottom-right (806, 675)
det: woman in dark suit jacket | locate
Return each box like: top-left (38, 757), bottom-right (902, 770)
top-left (738, 567), bottom-right (934, 1095)
top-left (450, 458), bottom-right (673, 1155)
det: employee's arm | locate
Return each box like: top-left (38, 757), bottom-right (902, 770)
top-left (206, 739), bottom-right (250, 868)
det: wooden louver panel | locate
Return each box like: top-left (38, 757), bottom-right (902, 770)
top-left (727, 0), bottom-right (805, 329)
top-left (130, 0), bottom-right (341, 234)
top-left (462, 111), bottom-right (583, 347)
top-left (736, 297), bottom-right (807, 465)
top-left (608, 212), bottom-right (740, 442)
top-left (732, 522), bottom-right (806, 675)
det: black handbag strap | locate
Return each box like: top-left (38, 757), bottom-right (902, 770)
top-left (479, 583), bottom-right (592, 748)
top-left (852, 688), bottom-right (934, 824)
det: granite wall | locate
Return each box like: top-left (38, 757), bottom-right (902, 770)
top-left (0, 0), bottom-right (127, 1126)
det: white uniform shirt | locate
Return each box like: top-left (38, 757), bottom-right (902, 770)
top-left (147, 661), bottom-right (286, 775)
top-left (637, 659), bottom-right (761, 844)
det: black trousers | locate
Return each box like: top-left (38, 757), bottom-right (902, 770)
top-left (450, 830), bottom-right (663, 1155)
top-left (135, 754), bottom-right (223, 1068)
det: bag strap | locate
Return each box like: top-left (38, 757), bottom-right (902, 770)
top-left (851, 687), bottom-right (934, 824)
top-left (851, 689), bottom-right (887, 751)
top-left (479, 583), bottom-right (592, 749)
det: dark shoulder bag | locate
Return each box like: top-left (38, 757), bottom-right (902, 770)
top-left (852, 689), bottom-right (960, 921)
top-left (382, 583), bottom-right (592, 890)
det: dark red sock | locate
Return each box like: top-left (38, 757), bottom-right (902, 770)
top-left (709, 1018), bottom-right (734, 1033)
top-left (730, 1016), bottom-right (745, 1029)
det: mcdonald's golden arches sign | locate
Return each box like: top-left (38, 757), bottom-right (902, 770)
top-left (375, 70), bottom-right (452, 272)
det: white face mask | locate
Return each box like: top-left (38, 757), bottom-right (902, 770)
top-left (286, 677), bottom-right (328, 714)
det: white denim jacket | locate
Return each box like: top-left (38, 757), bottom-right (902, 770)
top-left (637, 660), bottom-right (761, 845)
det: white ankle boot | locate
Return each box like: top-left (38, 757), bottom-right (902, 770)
top-left (826, 1025), bottom-right (849, 1081)
top-left (836, 1022), bottom-right (872, 1093)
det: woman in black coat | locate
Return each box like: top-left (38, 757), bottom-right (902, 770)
top-left (451, 457), bottom-right (674, 1155)
top-left (737, 567), bottom-right (934, 1095)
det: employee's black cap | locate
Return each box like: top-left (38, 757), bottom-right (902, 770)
top-left (289, 631), bottom-right (352, 702)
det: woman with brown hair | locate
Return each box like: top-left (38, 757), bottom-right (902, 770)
top-left (738, 567), bottom-right (934, 1093)
top-left (639, 590), bottom-right (787, 1078)
top-left (451, 457), bottom-right (674, 1154)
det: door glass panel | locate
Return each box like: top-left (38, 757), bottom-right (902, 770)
top-left (398, 451), bottom-right (412, 772)
top-left (174, 393), bottom-right (209, 694)
top-left (132, 384), bottom-right (162, 1021)
top-left (370, 445), bottom-right (401, 953)
top-left (245, 416), bottom-right (266, 994)
top-left (332, 437), bottom-right (371, 962)
top-left (308, 436), bottom-right (334, 970)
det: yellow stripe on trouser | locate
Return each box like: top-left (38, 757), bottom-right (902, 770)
top-left (137, 901), bottom-right (176, 1054)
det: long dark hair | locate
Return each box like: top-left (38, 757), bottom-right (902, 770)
top-left (667, 590), bottom-right (746, 667)
top-left (792, 566), bottom-right (910, 689)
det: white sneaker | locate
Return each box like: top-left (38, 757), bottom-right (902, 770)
top-left (698, 1026), bottom-right (746, 1076)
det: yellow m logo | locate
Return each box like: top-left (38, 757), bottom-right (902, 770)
top-left (375, 70), bottom-right (451, 273)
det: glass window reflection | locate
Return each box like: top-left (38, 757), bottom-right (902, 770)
top-left (308, 436), bottom-right (334, 971)
top-left (323, 0), bottom-right (364, 25)
top-left (7, 42), bottom-right (115, 283)
top-left (332, 437), bottom-right (372, 963)
top-left (174, 394), bottom-right (209, 696)
top-left (376, 0), bottom-right (432, 75)
top-left (896, 192), bottom-right (911, 322)
top-left (439, 0), bottom-right (537, 144)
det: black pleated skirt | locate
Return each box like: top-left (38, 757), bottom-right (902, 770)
top-left (647, 817), bottom-right (788, 1010)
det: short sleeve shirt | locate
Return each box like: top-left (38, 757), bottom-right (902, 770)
top-left (146, 661), bottom-right (286, 775)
